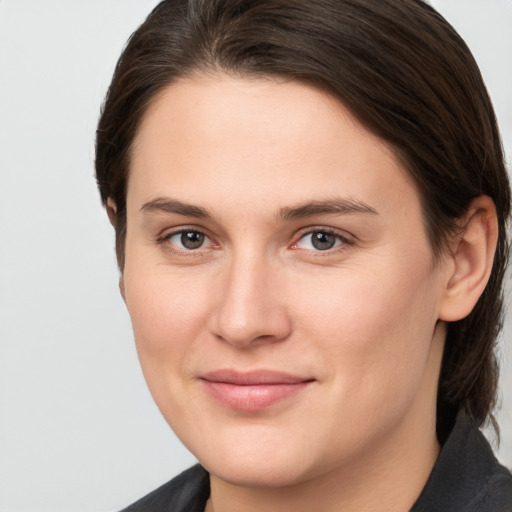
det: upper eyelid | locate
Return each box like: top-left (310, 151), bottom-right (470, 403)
top-left (293, 226), bottom-right (355, 242)
top-left (158, 225), bottom-right (212, 240)
top-left (289, 227), bottom-right (356, 254)
top-left (156, 225), bottom-right (355, 251)
top-left (156, 229), bottom-right (217, 257)
top-left (158, 227), bottom-right (214, 248)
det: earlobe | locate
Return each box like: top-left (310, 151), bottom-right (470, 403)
top-left (439, 196), bottom-right (498, 322)
top-left (106, 197), bottom-right (118, 227)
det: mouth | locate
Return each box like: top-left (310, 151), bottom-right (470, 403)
top-left (199, 369), bottom-right (315, 412)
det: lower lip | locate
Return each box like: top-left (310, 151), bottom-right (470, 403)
top-left (201, 380), bottom-right (312, 412)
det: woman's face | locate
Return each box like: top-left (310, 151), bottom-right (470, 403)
top-left (123, 75), bottom-right (448, 487)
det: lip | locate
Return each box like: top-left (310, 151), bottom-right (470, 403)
top-left (199, 370), bottom-right (314, 412)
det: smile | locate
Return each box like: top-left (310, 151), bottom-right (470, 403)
top-left (200, 370), bottom-right (315, 412)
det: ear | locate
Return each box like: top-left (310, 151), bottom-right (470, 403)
top-left (106, 197), bottom-right (117, 227)
top-left (438, 196), bottom-right (498, 322)
top-left (119, 275), bottom-right (126, 302)
top-left (106, 198), bottom-right (126, 300)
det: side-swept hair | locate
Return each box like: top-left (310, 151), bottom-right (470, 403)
top-left (95, 0), bottom-right (511, 440)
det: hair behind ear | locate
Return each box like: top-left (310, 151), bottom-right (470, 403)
top-left (437, 195), bottom-right (504, 440)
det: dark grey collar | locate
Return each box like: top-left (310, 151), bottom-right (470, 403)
top-left (411, 410), bottom-right (512, 511)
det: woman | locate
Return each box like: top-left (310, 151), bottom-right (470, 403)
top-left (95, 0), bottom-right (512, 510)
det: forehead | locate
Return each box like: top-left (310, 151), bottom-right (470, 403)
top-left (128, 74), bottom-right (419, 220)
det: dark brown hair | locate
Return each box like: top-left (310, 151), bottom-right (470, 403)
top-left (95, 0), bottom-right (511, 439)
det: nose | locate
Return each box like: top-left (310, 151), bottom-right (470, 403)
top-left (208, 254), bottom-right (292, 348)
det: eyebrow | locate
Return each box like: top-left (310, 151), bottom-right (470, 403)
top-left (140, 196), bottom-right (378, 220)
top-left (279, 198), bottom-right (378, 220)
top-left (140, 198), bottom-right (213, 218)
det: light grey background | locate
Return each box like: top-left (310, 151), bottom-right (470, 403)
top-left (0, 1), bottom-right (510, 511)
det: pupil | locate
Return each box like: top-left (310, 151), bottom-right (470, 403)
top-left (311, 232), bottom-right (336, 250)
top-left (181, 231), bottom-right (204, 249)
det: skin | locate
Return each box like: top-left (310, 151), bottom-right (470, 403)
top-left (114, 74), bottom-right (497, 512)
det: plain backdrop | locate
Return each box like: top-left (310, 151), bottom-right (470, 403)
top-left (0, 1), bottom-right (510, 511)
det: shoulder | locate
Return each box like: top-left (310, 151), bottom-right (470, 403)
top-left (119, 464), bottom-right (210, 512)
top-left (412, 411), bottom-right (512, 512)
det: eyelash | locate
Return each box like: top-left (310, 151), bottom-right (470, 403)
top-left (156, 227), bottom-right (354, 256)
top-left (157, 228), bottom-right (217, 255)
top-left (290, 228), bottom-right (354, 254)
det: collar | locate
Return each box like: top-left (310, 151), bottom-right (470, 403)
top-left (411, 410), bottom-right (512, 511)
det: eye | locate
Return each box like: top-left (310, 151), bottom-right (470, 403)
top-left (293, 230), bottom-right (346, 251)
top-left (165, 230), bottom-right (212, 251)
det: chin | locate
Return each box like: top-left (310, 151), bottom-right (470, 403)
top-left (203, 455), bottom-right (314, 488)
top-left (186, 426), bottom-right (328, 489)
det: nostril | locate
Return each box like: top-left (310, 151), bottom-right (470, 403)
top-left (212, 309), bottom-right (292, 348)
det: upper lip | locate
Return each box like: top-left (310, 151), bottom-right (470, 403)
top-left (200, 369), bottom-right (313, 385)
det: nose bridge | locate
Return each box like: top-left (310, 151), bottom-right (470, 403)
top-left (211, 245), bottom-right (291, 347)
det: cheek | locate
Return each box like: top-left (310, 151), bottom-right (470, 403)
top-left (122, 265), bottom-right (217, 430)
top-left (123, 265), bottom-right (211, 364)
top-left (296, 260), bottom-right (441, 400)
